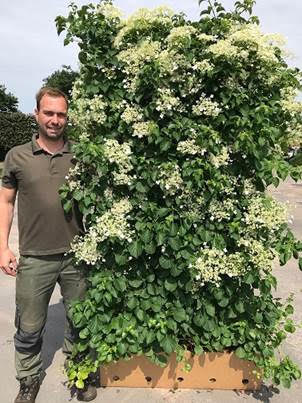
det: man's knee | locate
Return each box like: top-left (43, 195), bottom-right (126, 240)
top-left (14, 327), bottom-right (45, 354)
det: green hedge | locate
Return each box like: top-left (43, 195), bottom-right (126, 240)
top-left (0, 112), bottom-right (37, 160)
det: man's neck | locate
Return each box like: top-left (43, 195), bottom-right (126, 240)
top-left (37, 134), bottom-right (65, 155)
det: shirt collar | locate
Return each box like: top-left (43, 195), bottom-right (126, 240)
top-left (31, 133), bottom-right (71, 155)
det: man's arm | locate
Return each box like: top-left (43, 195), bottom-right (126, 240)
top-left (0, 186), bottom-right (17, 276)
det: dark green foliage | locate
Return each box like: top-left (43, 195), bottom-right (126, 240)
top-left (0, 112), bottom-right (37, 159)
top-left (42, 65), bottom-right (79, 99)
top-left (0, 84), bottom-right (18, 113)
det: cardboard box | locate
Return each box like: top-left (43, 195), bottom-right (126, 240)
top-left (100, 351), bottom-right (261, 390)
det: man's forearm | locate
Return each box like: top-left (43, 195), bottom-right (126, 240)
top-left (0, 200), bottom-right (14, 251)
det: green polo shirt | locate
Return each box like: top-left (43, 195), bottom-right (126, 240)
top-left (2, 134), bottom-right (83, 256)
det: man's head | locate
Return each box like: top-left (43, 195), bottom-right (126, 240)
top-left (34, 87), bottom-right (68, 141)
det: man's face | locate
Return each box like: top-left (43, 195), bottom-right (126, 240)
top-left (35, 94), bottom-right (68, 141)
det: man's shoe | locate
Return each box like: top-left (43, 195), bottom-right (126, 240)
top-left (77, 383), bottom-right (97, 402)
top-left (14, 377), bottom-right (40, 403)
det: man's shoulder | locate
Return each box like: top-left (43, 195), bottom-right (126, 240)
top-left (7, 140), bottom-right (32, 157)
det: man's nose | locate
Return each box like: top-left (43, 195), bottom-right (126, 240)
top-left (51, 114), bottom-right (59, 124)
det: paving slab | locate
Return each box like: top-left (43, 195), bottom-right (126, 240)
top-left (1, 179), bottom-right (302, 402)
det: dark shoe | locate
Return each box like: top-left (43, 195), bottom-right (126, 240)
top-left (15, 377), bottom-right (40, 403)
top-left (77, 383), bottom-right (97, 401)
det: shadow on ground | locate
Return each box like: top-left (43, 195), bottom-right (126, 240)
top-left (42, 299), bottom-right (65, 370)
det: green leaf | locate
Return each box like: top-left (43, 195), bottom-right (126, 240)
top-left (235, 301), bottom-right (245, 314)
top-left (129, 279), bottom-right (143, 288)
top-left (168, 237), bottom-right (182, 251)
top-left (128, 241), bottom-right (143, 258)
top-left (159, 256), bottom-right (171, 269)
top-left (218, 297), bottom-right (229, 308)
top-left (172, 308), bottom-right (186, 322)
top-left (235, 347), bottom-right (246, 359)
top-left (299, 257), bottom-right (302, 271)
top-left (164, 278), bottom-right (177, 292)
top-left (136, 181), bottom-right (147, 193)
top-left (194, 345), bottom-right (204, 355)
top-left (135, 308), bottom-right (144, 321)
top-left (161, 335), bottom-right (176, 354)
top-left (117, 343), bottom-right (127, 355)
top-left (205, 303), bottom-right (215, 317)
top-left (127, 297), bottom-right (137, 310)
top-left (115, 254), bottom-right (127, 266)
top-left (115, 277), bottom-right (127, 292)
top-left (145, 241), bottom-right (156, 254)
top-left (75, 379), bottom-right (84, 389)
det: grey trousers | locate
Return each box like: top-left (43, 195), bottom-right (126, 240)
top-left (14, 254), bottom-right (87, 381)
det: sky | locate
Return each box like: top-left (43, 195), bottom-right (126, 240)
top-left (1, 0), bottom-right (301, 113)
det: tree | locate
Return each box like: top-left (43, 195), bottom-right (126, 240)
top-left (0, 84), bottom-right (18, 112)
top-left (42, 65), bottom-right (79, 98)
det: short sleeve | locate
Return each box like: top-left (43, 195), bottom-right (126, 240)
top-left (1, 150), bottom-right (18, 189)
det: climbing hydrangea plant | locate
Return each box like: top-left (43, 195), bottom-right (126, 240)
top-left (56, 0), bottom-right (302, 389)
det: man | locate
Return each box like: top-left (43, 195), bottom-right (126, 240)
top-left (0, 87), bottom-right (97, 402)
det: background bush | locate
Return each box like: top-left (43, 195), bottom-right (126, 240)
top-left (0, 112), bottom-right (37, 161)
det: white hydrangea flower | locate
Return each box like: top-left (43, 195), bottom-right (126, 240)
top-left (192, 94), bottom-right (221, 117)
top-left (193, 248), bottom-right (246, 286)
top-left (114, 6), bottom-right (174, 48)
top-left (97, 2), bottom-right (122, 20)
top-left (210, 147), bottom-right (230, 168)
top-left (244, 194), bottom-right (288, 233)
top-left (69, 95), bottom-right (107, 129)
top-left (239, 238), bottom-right (277, 273)
top-left (166, 25), bottom-right (197, 47)
top-left (121, 104), bottom-right (143, 124)
top-left (71, 199), bottom-right (133, 265)
top-left (177, 139), bottom-right (206, 156)
top-left (155, 87), bottom-right (182, 117)
top-left (158, 163), bottom-right (183, 195)
top-left (132, 121), bottom-right (156, 138)
top-left (103, 139), bottom-right (133, 185)
top-left (208, 199), bottom-right (236, 222)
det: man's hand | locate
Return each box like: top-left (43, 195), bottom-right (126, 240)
top-left (0, 248), bottom-right (18, 276)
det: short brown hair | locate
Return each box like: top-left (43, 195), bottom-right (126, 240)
top-left (36, 87), bottom-right (68, 110)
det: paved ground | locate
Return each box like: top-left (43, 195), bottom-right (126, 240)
top-left (0, 179), bottom-right (301, 403)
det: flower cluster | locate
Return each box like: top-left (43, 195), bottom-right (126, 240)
top-left (208, 199), bottom-right (236, 222)
top-left (177, 139), bottom-right (206, 156)
top-left (97, 1), bottom-right (122, 21)
top-left (210, 146), bottom-right (231, 168)
top-left (239, 238), bottom-right (276, 274)
top-left (191, 59), bottom-right (214, 74)
top-left (229, 24), bottom-right (285, 63)
top-left (208, 39), bottom-right (239, 59)
top-left (103, 139), bottom-right (133, 185)
top-left (69, 95), bottom-right (107, 129)
top-left (192, 94), bottom-right (221, 117)
top-left (114, 6), bottom-right (174, 48)
top-left (280, 87), bottom-right (302, 117)
top-left (132, 121), bottom-right (156, 138)
top-left (65, 163), bottom-right (84, 191)
top-left (193, 248), bottom-right (246, 286)
top-left (166, 25), bottom-right (197, 48)
top-left (155, 87), bottom-right (182, 118)
top-left (244, 195), bottom-right (288, 233)
top-left (157, 163), bottom-right (183, 195)
top-left (121, 104), bottom-right (143, 124)
top-left (71, 199), bottom-right (133, 265)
